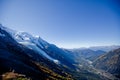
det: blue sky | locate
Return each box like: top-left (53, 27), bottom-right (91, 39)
top-left (0, 0), bottom-right (120, 48)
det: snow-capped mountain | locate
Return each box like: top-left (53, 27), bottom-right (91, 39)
top-left (0, 24), bottom-right (74, 80)
top-left (14, 31), bottom-right (48, 49)
top-left (0, 24), bottom-right (58, 63)
top-left (0, 24), bottom-right (75, 68)
top-left (0, 24), bottom-right (110, 80)
top-left (14, 31), bottom-right (59, 64)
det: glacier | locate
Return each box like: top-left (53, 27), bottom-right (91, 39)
top-left (0, 24), bottom-right (59, 64)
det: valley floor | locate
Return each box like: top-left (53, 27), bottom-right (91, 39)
top-left (87, 63), bottom-right (120, 80)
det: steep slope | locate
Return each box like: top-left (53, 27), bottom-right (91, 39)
top-left (1, 24), bottom-right (76, 69)
top-left (93, 48), bottom-right (120, 78)
top-left (0, 24), bottom-right (108, 80)
top-left (0, 24), bottom-right (73, 80)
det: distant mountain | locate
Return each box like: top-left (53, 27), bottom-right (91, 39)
top-left (67, 49), bottom-right (106, 62)
top-left (66, 45), bottom-right (120, 63)
top-left (0, 24), bottom-right (107, 80)
top-left (93, 48), bottom-right (120, 78)
top-left (89, 45), bottom-right (120, 52)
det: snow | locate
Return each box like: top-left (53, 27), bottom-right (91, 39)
top-left (19, 41), bottom-right (59, 63)
top-left (24, 37), bottom-right (30, 40)
top-left (35, 36), bottom-right (49, 47)
top-left (15, 31), bottom-right (34, 41)
top-left (0, 24), bottom-right (60, 64)
top-left (0, 24), bottom-right (16, 35)
top-left (14, 32), bottom-right (49, 49)
top-left (53, 60), bottom-right (60, 64)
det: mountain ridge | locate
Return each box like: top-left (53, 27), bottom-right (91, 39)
top-left (0, 24), bottom-right (74, 80)
top-left (0, 24), bottom-right (116, 80)
top-left (93, 48), bottom-right (120, 79)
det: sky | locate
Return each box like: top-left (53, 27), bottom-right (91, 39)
top-left (0, 0), bottom-right (120, 48)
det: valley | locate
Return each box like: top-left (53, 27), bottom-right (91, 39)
top-left (0, 24), bottom-right (120, 80)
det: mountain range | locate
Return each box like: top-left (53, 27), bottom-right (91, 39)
top-left (0, 24), bottom-right (120, 80)
top-left (93, 48), bottom-right (120, 79)
top-left (0, 24), bottom-right (75, 80)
